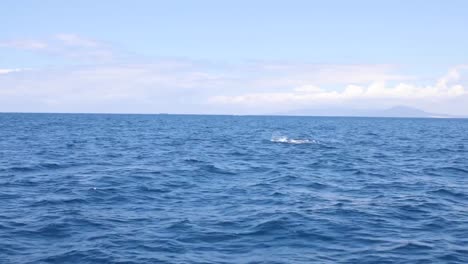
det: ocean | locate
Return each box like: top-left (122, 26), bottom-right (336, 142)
top-left (1, 113), bottom-right (467, 263)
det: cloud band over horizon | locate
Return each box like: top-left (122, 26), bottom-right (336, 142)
top-left (1, 34), bottom-right (467, 115)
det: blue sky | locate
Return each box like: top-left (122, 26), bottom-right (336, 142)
top-left (1, 0), bottom-right (467, 115)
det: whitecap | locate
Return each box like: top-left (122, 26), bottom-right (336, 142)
top-left (270, 135), bottom-right (316, 144)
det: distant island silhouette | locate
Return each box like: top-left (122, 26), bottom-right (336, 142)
top-left (277, 105), bottom-right (464, 118)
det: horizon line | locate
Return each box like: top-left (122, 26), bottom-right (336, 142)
top-left (1, 111), bottom-right (467, 119)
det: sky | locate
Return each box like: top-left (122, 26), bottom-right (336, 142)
top-left (1, 0), bottom-right (468, 115)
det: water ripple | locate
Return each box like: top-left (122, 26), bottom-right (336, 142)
top-left (1, 114), bottom-right (468, 263)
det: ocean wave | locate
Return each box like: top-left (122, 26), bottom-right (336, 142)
top-left (198, 164), bottom-right (237, 175)
top-left (428, 188), bottom-right (468, 200)
top-left (2, 114), bottom-right (468, 263)
top-left (3, 162), bottom-right (83, 173)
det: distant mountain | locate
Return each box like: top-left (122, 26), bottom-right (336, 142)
top-left (370, 106), bottom-right (440, 118)
top-left (278, 105), bottom-right (460, 118)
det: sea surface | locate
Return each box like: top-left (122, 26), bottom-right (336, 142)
top-left (1, 113), bottom-right (468, 263)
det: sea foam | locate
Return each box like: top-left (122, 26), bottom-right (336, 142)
top-left (270, 135), bottom-right (316, 144)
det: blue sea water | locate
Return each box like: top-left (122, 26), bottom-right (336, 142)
top-left (1, 113), bottom-right (468, 263)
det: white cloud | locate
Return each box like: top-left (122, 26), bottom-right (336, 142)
top-left (294, 85), bottom-right (323, 93)
top-left (435, 65), bottom-right (468, 89)
top-left (54, 34), bottom-right (99, 47)
top-left (0, 38), bottom-right (467, 115)
top-left (0, 61), bottom-right (232, 113)
top-left (0, 40), bottom-right (48, 50)
top-left (0, 68), bottom-right (23, 74)
top-left (209, 67), bottom-right (468, 113)
top-left (0, 34), bottom-right (113, 61)
top-left (244, 63), bottom-right (413, 89)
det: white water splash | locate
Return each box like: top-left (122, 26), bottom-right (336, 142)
top-left (270, 135), bottom-right (317, 144)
